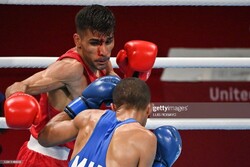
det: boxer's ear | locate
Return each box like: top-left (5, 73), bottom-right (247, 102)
top-left (110, 103), bottom-right (116, 111)
top-left (147, 103), bottom-right (153, 116)
top-left (73, 33), bottom-right (81, 48)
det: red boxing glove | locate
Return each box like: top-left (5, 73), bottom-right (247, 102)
top-left (116, 40), bottom-right (157, 81)
top-left (4, 92), bottom-right (41, 129)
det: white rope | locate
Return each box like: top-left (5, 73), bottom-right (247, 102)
top-left (0, 0), bottom-right (250, 6)
top-left (1, 57), bottom-right (250, 68)
top-left (1, 117), bottom-right (250, 130)
top-left (0, 117), bottom-right (8, 129)
top-left (146, 118), bottom-right (250, 130)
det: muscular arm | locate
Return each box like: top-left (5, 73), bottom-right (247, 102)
top-left (38, 109), bottom-right (94, 148)
top-left (5, 58), bottom-right (84, 98)
top-left (38, 112), bottom-right (78, 147)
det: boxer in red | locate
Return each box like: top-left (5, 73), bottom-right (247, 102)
top-left (4, 4), bottom-right (158, 167)
top-left (5, 5), bottom-right (117, 167)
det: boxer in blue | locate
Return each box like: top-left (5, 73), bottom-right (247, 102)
top-left (38, 76), bottom-right (182, 167)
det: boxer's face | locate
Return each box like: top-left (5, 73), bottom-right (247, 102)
top-left (74, 29), bottom-right (114, 71)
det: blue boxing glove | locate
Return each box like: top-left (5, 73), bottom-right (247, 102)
top-left (153, 125), bottom-right (182, 167)
top-left (64, 75), bottom-right (121, 119)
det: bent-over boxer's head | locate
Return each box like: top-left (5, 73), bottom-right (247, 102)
top-left (113, 77), bottom-right (151, 113)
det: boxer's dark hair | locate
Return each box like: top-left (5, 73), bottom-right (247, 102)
top-left (113, 77), bottom-right (151, 111)
top-left (75, 4), bottom-right (115, 36)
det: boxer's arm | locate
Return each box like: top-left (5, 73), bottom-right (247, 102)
top-left (5, 58), bottom-right (83, 97)
top-left (38, 109), bottom-right (94, 147)
top-left (38, 111), bottom-right (79, 147)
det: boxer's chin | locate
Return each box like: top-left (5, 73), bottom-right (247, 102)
top-left (96, 63), bottom-right (107, 70)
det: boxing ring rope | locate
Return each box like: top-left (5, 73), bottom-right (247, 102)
top-left (1, 0), bottom-right (250, 6)
top-left (1, 118), bottom-right (250, 130)
top-left (1, 57), bottom-right (250, 68)
top-left (1, 57), bottom-right (250, 130)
